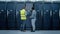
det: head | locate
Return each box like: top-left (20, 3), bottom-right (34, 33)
top-left (32, 7), bottom-right (35, 10)
top-left (23, 7), bottom-right (25, 9)
top-left (22, 4), bottom-right (26, 10)
top-left (21, 7), bottom-right (25, 10)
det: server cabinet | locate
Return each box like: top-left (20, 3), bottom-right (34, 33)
top-left (59, 2), bottom-right (60, 29)
top-left (6, 2), bottom-right (16, 29)
top-left (16, 2), bottom-right (25, 30)
top-left (34, 2), bottom-right (43, 30)
top-left (26, 2), bottom-right (33, 10)
top-left (25, 2), bottom-right (33, 30)
top-left (43, 2), bottom-right (51, 30)
top-left (50, 2), bottom-right (53, 30)
top-left (0, 2), bottom-right (7, 29)
top-left (52, 2), bottom-right (59, 30)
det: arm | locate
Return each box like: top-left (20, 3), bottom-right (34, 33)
top-left (30, 10), bottom-right (36, 19)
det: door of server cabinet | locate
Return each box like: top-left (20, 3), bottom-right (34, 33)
top-left (25, 2), bottom-right (33, 30)
top-left (16, 2), bottom-right (25, 30)
top-left (34, 2), bottom-right (43, 30)
top-left (59, 3), bottom-right (60, 29)
top-left (6, 2), bottom-right (16, 29)
top-left (52, 2), bottom-right (59, 30)
top-left (43, 2), bottom-right (51, 30)
top-left (0, 2), bottom-right (7, 29)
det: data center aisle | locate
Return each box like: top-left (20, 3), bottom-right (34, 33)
top-left (0, 30), bottom-right (60, 34)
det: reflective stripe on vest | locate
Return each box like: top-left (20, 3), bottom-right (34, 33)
top-left (20, 9), bottom-right (26, 20)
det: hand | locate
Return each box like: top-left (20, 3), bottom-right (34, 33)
top-left (30, 16), bottom-right (31, 18)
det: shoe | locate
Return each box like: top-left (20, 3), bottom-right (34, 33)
top-left (31, 30), bottom-right (35, 32)
top-left (23, 30), bottom-right (26, 32)
top-left (21, 30), bottom-right (23, 32)
top-left (21, 30), bottom-right (26, 31)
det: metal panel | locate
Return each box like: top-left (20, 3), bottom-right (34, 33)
top-left (6, 2), bottom-right (16, 29)
top-left (0, 2), bottom-right (7, 29)
top-left (43, 2), bottom-right (51, 30)
top-left (52, 3), bottom-right (59, 30)
top-left (59, 3), bottom-right (60, 30)
top-left (16, 2), bottom-right (25, 30)
top-left (34, 2), bottom-right (43, 30)
top-left (25, 2), bottom-right (33, 30)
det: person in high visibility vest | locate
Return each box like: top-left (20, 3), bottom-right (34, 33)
top-left (20, 9), bottom-right (27, 20)
top-left (20, 8), bottom-right (27, 31)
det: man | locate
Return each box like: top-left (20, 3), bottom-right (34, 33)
top-left (20, 7), bottom-right (31, 32)
top-left (30, 7), bottom-right (36, 32)
top-left (20, 7), bottom-right (27, 31)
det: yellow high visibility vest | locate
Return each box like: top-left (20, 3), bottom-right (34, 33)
top-left (20, 9), bottom-right (27, 20)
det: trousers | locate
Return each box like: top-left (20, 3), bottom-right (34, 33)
top-left (31, 19), bottom-right (36, 31)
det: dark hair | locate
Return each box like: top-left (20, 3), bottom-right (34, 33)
top-left (23, 7), bottom-right (25, 9)
top-left (31, 4), bottom-right (34, 12)
top-left (32, 7), bottom-right (34, 10)
top-left (23, 4), bottom-right (26, 9)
